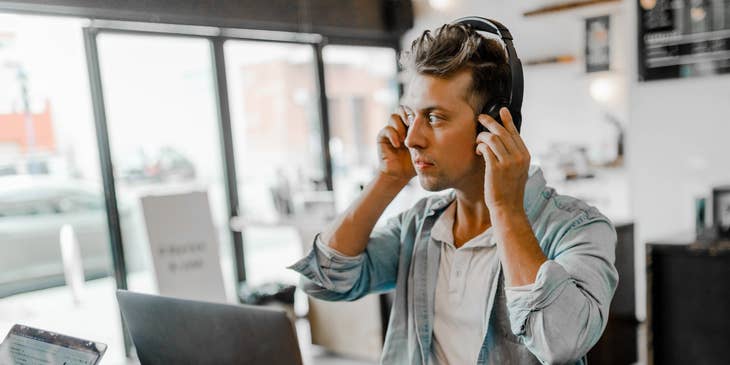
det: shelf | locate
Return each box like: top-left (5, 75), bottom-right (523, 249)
top-left (523, 0), bottom-right (621, 17)
top-left (524, 54), bottom-right (577, 66)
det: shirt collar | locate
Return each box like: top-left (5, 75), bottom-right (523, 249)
top-left (431, 201), bottom-right (455, 244)
top-left (430, 201), bottom-right (496, 248)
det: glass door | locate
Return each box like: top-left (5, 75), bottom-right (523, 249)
top-left (222, 40), bottom-right (325, 287)
top-left (96, 33), bottom-right (236, 302)
top-left (321, 45), bottom-right (423, 219)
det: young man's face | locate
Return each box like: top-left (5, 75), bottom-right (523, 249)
top-left (401, 69), bottom-right (484, 192)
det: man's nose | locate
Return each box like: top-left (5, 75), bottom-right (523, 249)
top-left (404, 115), bottom-right (428, 149)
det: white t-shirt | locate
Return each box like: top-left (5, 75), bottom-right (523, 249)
top-left (429, 202), bottom-right (500, 365)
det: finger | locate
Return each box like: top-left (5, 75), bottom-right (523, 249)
top-left (477, 113), bottom-right (509, 138)
top-left (399, 105), bottom-right (414, 128)
top-left (476, 143), bottom-right (497, 165)
top-left (505, 124), bottom-right (530, 157)
top-left (378, 126), bottom-right (402, 148)
top-left (388, 113), bottom-right (407, 141)
top-left (480, 115), bottom-right (521, 154)
top-left (477, 114), bottom-right (521, 153)
top-left (500, 107), bottom-right (519, 135)
top-left (511, 132), bottom-right (530, 156)
top-left (476, 128), bottom-right (515, 155)
top-left (476, 132), bottom-right (509, 162)
top-left (498, 107), bottom-right (529, 155)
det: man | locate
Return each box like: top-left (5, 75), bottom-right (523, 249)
top-left (289, 22), bottom-right (617, 365)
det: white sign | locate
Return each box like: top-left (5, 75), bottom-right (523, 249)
top-left (141, 191), bottom-right (227, 303)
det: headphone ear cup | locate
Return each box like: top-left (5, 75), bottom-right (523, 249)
top-left (485, 98), bottom-right (509, 122)
top-left (486, 103), bottom-right (503, 123)
top-left (478, 97), bottom-right (509, 134)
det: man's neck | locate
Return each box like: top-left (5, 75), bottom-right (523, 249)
top-left (452, 185), bottom-right (491, 248)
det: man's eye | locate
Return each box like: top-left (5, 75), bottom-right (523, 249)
top-left (428, 114), bottom-right (441, 123)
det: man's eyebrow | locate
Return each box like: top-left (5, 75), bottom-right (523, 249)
top-left (416, 105), bottom-right (453, 113)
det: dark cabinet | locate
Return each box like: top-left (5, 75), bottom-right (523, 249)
top-left (646, 237), bottom-right (730, 365)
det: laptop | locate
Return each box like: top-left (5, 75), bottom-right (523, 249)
top-left (0, 324), bottom-right (106, 365)
top-left (116, 290), bottom-right (303, 365)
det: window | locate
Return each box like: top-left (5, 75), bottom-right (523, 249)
top-left (0, 13), bottom-right (126, 364)
top-left (224, 41), bottom-right (324, 286)
top-left (0, 14), bottom-right (404, 363)
top-left (96, 33), bottom-right (236, 299)
top-left (322, 46), bottom-right (402, 211)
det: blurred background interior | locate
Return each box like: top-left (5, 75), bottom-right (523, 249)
top-left (0, 0), bottom-right (728, 364)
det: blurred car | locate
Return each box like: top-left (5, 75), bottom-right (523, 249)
top-left (0, 175), bottom-right (145, 298)
top-left (118, 146), bottom-right (196, 185)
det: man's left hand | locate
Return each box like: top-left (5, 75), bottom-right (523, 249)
top-left (475, 107), bottom-right (531, 213)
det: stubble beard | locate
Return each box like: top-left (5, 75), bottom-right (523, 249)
top-left (417, 170), bottom-right (450, 192)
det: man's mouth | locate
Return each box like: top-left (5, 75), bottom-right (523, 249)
top-left (414, 158), bottom-right (435, 170)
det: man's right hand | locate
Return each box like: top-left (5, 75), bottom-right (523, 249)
top-left (322, 107), bottom-right (415, 257)
top-left (376, 106), bottom-right (416, 183)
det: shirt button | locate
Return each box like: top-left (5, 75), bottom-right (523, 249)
top-left (456, 270), bottom-right (461, 277)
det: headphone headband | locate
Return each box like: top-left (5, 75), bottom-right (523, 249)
top-left (451, 16), bottom-right (524, 132)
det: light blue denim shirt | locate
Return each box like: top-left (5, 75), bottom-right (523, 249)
top-left (288, 166), bottom-right (618, 365)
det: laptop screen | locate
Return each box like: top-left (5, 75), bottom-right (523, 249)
top-left (0, 325), bottom-right (106, 365)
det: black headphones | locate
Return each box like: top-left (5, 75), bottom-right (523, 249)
top-left (451, 16), bottom-right (524, 133)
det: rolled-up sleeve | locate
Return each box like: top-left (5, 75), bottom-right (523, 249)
top-left (504, 219), bottom-right (618, 364)
top-left (287, 213), bottom-right (404, 302)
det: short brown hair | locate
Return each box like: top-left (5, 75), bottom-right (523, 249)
top-left (400, 23), bottom-right (510, 114)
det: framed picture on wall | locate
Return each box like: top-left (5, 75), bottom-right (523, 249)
top-left (585, 15), bottom-right (610, 72)
top-left (713, 186), bottom-right (730, 239)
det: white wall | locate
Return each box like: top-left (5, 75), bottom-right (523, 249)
top-left (629, 76), bottom-right (730, 246)
top-left (404, 0), bottom-right (730, 323)
top-left (624, 0), bottom-right (730, 321)
top-left (402, 0), bottom-right (631, 171)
